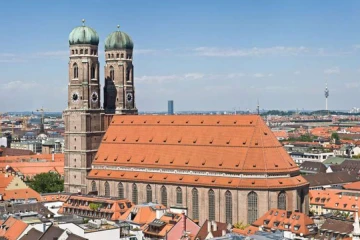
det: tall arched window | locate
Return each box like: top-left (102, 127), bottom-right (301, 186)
top-left (118, 182), bottom-right (124, 199)
top-left (91, 65), bottom-right (96, 79)
top-left (121, 53), bottom-right (124, 58)
top-left (73, 63), bottom-right (78, 79)
top-left (104, 182), bottom-right (110, 197)
top-left (109, 66), bottom-right (114, 80)
top-left (146, 185), bottom-right (152, 203)
top-left (132, 183), bottom-right (138, 204)
top-left (225, 190), bottom-right (232, 224)
top-left (85, 49), bottom-right (88, 54)
top-left (248, 191), bottom-right (258, 224)
top-left (91, 181), bottom-right (97, 192)
top-left (278, 191), bottom-right (286, 210)
top-left (208, 189), bottom-right (215, 221)
top-left (80, 49), bottom-right (83, 54)
top-left (299, 189), bottom-right (305, 212)
top-left (176, 187), bottom-right (182, 205)
top-left (161, 186), bottom-right (167, 207)
top-left (192, 188), bottom-right (199, 220)
top-left (126, 67), bottom-right (130, 81)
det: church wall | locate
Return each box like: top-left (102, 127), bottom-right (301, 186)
top-left (86, 178), bottom-right (307, 225)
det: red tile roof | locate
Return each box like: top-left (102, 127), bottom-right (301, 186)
top-left (58, 195), bottom-right (132, 220)
top-left (0, 217), bottom-right (27, 240)
top-left (0, 173), bottom-right (41, 201)
top-left (89, 115), bottom-right (305, 189)
top-left (243, 209), bottom-right (316, 237)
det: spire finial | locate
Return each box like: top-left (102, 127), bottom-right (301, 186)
top-left (82, 19), bottom-right (85, 26)
top-left (117, 25), bottom-right (120, 31)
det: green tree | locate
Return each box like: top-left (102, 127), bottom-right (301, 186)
top-left (331, 132), bottom-right (340, 141)
top-left (233, 221), bottom-right (250, 230)
top-left (28, 172), bottom-right (64, 193)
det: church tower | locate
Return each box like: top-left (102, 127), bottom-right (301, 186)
top-left (104, 25), bottom-right (138, 115)
top-left (64, 20), bottom-right (105, 193)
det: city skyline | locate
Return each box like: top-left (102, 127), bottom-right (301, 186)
top-left (1, 0), bottom-right (360, 112)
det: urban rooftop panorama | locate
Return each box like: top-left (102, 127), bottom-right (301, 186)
top-left (2, 1), bottom-right (360, 240)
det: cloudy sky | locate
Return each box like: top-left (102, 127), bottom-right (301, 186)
top-left (1, 0), bottom-right (360, 112)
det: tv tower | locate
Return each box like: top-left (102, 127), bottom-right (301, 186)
top-left (324, 82), bottom-right (329, 111)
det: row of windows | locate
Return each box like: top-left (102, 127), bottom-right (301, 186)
top-left (71, 49), bottom-right (97, 55)
top-left (107, 53), bottom-right (132, 59)
top-left (72, 63), bottom-right (97, 79)
top-left (92, 181), bottom-right (287, 224)
top-left (109, 66), bottom-right (131, 81)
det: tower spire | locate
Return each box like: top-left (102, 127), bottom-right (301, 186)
top-left (324, 81), bottom-right (329, 112)
top-left (257, 99), bottom-right (260, 115)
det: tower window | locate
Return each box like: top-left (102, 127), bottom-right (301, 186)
top-left (121, 53), bottom-right (124, 58)
top-left (73, 63), bottom-right (78, 79)
top-left (91, 50), bottom-right (94, 55)
top-left (126, 67), bottom-right (130, 81)
top-left (91, 65), bottom-right (96, 79)
top-left (72, 50), bottom-right (74, 55)
top-left (94, 50), bottom-right (97, 55)
top-left (75, 49), bottom-right (78, 54)
top-left (110, 66), bottom-right (114, 80)
top-left (80, 49), bottom-right (83, 54)
top-left (116, 53), bottom-right (119, 58)
top-left (111, 54), bottom-right (114, 58)
top-left (108, 54), bottom-right (110, 58)
top-left (85, 49), bottom-right (88, 54)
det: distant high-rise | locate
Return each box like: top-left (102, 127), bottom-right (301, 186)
top-left (168, 100), bottom-right (174, 115)
top-left (325, 82), bottom-right (330, 111)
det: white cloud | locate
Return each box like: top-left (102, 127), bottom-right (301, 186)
top-left (1, 81), bottom-right (40, 90)
top-left (253, 73), bottom-right (265, 78)
top-left (34, 51), bottom-right (68, 57)
top-left (294, 71), bottom-right (301, 75)
top-left (193, 46), bottom-right (309, 57)
top-left (324, 67), bottom-right (340, 75)
top-left (134, 49), bottom-right (157, 55)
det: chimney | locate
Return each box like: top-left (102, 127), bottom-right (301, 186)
top-left (222, 230), bottom-right (226, 236)
top-left (182, 212), bottom-right (186, 235)
top-left (207, 220), bottom-right (211, 232)
top-left (52, 153), bottom-right (54, 161)
top-left (212, 220), bottom-right (217, 231)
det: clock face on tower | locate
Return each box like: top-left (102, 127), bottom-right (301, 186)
top-left (72, 92), bottom-right (79, 102)
top-left (91, 92), bottom-right (98, 103)
top-left (126, 93), bottom-right (133, 103)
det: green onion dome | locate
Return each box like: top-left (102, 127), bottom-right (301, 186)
top-left (69, 20), bottom-right (99, 46)
top-left (105, 25), bottom-right (134, 50)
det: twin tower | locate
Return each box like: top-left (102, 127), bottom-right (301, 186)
top-left (64, 20), bottom-right (137, 193)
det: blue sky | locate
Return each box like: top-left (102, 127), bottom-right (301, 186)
top-left (1, 0), bottom-right (360, 112)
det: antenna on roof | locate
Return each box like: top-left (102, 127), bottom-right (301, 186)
top-left (257, 99), bottom-right (260, 115)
